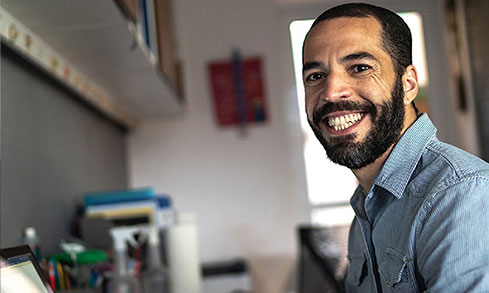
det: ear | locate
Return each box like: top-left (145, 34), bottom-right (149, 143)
top-left (402, 65), bottom-right (418, 105)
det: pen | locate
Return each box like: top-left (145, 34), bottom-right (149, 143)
top-left (48, 260), bottom-right (56, 291)
top-left (56, 261), bottom-right (65, 290)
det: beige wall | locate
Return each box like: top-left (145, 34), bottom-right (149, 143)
top-left (128, 0), bottom-right (310, 292)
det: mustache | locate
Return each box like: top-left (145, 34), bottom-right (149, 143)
top-left (312, 101), bottom-right (375, 126)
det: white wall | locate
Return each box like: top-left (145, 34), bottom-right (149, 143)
top-left (128, 0), bottom-right (310, 292)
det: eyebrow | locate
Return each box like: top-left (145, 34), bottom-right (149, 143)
top-left (302, 51), bottom-right (379, 74)
top-left (340, 51), bottom-right (379, 63)
top-left (302, 61), bottom-right (323, 74)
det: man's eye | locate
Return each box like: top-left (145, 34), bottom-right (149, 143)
top-left (305, 73), bottom-right (325, 83)
top-left (351, 64), bottom-right (371, 73)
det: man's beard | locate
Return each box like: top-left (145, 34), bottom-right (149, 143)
top-left (308, 76), bottom-right (405, 169)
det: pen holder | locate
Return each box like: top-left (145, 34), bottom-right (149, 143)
top-left (46, 250), bottom-right (109, 292)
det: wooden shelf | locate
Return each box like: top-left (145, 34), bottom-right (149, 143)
top-left (0, 0), bottom-right (182, 129)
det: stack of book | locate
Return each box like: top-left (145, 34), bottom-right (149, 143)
top-left (84, 188), bottom-right (158, 226)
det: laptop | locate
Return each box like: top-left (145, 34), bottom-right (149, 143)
top-left (0, 245), bottom-right (55, 293)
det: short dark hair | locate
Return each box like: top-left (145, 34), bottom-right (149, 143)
top-left (304, 3), bottom-right (418, 113)
top-left (306, 3), bottom-right (412, 77)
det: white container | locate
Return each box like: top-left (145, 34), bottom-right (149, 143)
top-left (165, 213), bottom-right (202, 293)
top-left (22, 227), bottom-right (41, 260)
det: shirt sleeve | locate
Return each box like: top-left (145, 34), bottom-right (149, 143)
top-left (416, 177), bottom-right (489, 292)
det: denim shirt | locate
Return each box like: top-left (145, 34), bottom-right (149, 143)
top-left (345, 114), bottom-right (489, 292)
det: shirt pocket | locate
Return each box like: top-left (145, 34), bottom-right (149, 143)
top-left (346, 253), bottom-right (367, 286)
top-left (378, 247), bottom-right (414, 291)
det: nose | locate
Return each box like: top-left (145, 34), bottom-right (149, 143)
top-left (319, 72), bottom-right (352, 101)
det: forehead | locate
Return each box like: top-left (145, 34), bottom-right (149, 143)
top-left (303, 17), bottom-right (385, 62)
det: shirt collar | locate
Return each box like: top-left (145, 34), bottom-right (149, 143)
top-left (350, 184), bottom-right (367, 219)
top-left (373, 113), bottom-right (437, 199)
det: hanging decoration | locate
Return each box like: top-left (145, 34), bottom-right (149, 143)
top-left (208, 50), bottom-right (268, 129)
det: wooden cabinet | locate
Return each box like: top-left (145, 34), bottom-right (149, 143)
top-left (155, 0), bottom-right (181, 96)
top-left (115, 0), bottom-right (139, 22)
top-left (0, 0), bottom-right (183, 129)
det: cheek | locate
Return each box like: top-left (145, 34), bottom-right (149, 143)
top-left (304, 86), bottom-right (323, 116)
top-left (304, 91), bottom-right (317, 120)
top-left (355, 76), bottom-right (392, 104)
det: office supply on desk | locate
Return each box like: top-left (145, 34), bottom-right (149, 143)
top-left (166, 213), bottom-right (202, 293)
top-left (108, 226), bottom-right (143, 293)
top-left (141, 226), bottom-right (170, 293)
top-left (0, 245), bottom-right (55, 293)
top-left (22, 226), bottom-right (42, 260)
top-left (202, 258), bottom-right (252, 293)
top-left (84, 188), bottom-right (158, 227)
top-left (48, 248), bottom-right (109, 290)
top-left (84, 187), bottom-right (155, 207)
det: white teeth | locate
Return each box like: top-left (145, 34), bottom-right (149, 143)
top-left (327, 113), bottom-right (364, 131)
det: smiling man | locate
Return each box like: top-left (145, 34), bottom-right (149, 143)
top-left (303, 3), bottom-right (489, 292)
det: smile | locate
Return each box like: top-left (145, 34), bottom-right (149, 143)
top-left (326, 113), bottom-right (364, 131)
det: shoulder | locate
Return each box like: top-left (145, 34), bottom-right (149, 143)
top-left (412, 139), bottom-right (489, 238)
top-left (426, 139), bottom-right (489, 177)
top-left (413, 138), bottom-right (489, 197)
top-left (413, 139), bottom-right (489, 240)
